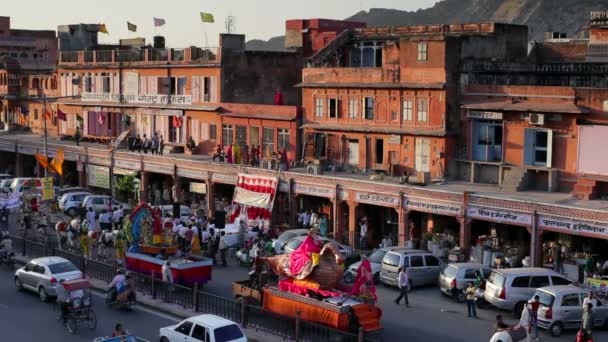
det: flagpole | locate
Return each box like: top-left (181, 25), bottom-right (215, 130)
top-left (42, 93), bottom-right (48, 178)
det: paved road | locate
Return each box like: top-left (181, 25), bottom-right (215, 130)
top-left (0, 267), bottom-right (177, 341)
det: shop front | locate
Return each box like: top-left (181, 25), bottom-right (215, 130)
top-left (86, 164), bottom-right (111, 195)
top-left (143, 162), bottom-right (175, 206)
top-left (466, 206), bottom-right (532, 268)
top-left (538, 215), bottom-right (608, 284)
top-left (211, 173), bottom-right (237, 217)
top-left (293, 183), bottom-right (335, 237)
top-left (353, 191), bottom-right (400, 250)
top-left (176, 167), bottom-right (208, 212)
top-left (403, 196), bottom-right (463, 260)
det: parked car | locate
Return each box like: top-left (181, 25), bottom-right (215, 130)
top-left (0, 173), bottom-right (12, 180)
top-left (484, 267), bottom-right (572, 317)
top-left (438, 263), bottom-right (493, 302)
top-left (59, 191), bottom-right (93, 216)
top-left (14, 256), bottom-right (83, 302)
top-left (81, 195), bottom-right (130, 214)
top-left (344, 247), bottom-right (401, 283)
top-left (159, 314), bottom-right (247, 342)
top-left (534, 285), bottom-right (608, 336)
top-left (0, 179), bottom-right (13, 193)
top-left (10, 178), bottom-right (41, 192)
top-left (157, 205), bottom-right (192, 221)
top-left (379, 248), bottom-right (444, 288)
top-left (274, 229), bottom-right (309, 253)
top-left (57, 186), bottom-right (89, 197)
top-left (283, 235), bottom-right (354, 256)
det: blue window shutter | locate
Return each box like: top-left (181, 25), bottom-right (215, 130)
top-left (524, 128), bottom-right (535, 165)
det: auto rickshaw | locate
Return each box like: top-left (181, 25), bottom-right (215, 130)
top-left (55, 279), bottom-right (97, 334)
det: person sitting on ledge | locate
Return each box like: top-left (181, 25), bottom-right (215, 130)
top-left (186, 136), bottom-right (197, 152)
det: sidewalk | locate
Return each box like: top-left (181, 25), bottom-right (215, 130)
top-left (14, 255), bottom-right (285, 342)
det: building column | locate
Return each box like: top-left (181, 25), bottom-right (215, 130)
top-left (347, 200), bottom-right (358, 249)
top-left (288, 179), bottom-right (297, 227)
top-left (15, 152), bottom-right (23, 177)
top-left (77, 162), bottom-right (86, 188)
top-left (206, 180), bottom-right (215, 215)
top-left (458, 215), bottom-right (472, 258)
top-left (140, 171), bottom-right (148, 204)
top-left (398, 207), bottom-right (410, 246)
top-left (427, 214), bottom-right (435, 234)
top-left (529, 211), bottom-right (542, 267)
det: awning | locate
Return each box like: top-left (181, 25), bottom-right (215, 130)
top-left (460, 100), bottom-right (590, 114)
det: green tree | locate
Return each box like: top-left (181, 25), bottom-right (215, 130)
top-left (116, 174), bottom-right (137, 203)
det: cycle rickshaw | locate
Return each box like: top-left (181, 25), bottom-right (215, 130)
top-left (55, 278), bottom-right (97, 334)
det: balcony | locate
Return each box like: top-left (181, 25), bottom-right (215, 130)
top-left (59, 47), bottom-right (221, 66)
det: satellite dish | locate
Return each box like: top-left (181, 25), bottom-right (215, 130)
top-left (225, 16), bottom-right (236, 34)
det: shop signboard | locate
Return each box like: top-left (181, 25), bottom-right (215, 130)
top-left (41, 177), bottom-right (54, 201)
top-left (88, 156), bottom-right (111, 166)
top-left (115, 159), bottom-right (140, 171)
top-left (177, 168), bottom-right (206, 180)
top-left (190, 182), bottom-right (207, 194)
top-left (81, 93), bottom-right (192, 105)
top-left (404, 197), bottom-right (462, 215)
top-left (294, 183), bottom-right (335, 198)
top-left (87, 165), bottom-right (110, 189)
top-left (145, 163), bottom-right (173, 175)
top-left (466, 207), bottom-right (532, 226)
top-left (113, 168), bottom-right (138, 176)
top-left (0, 144), bottom-right (13, 152)
top-left (355, 192), bottom-right (399, 207)
top-left (538, 215), bottom-right (608, 238)
top-left (212, 173), bottom-right (237, 184)
top-left (467, 111), bottom-right (503, 120)
top-left (18, 146), bottom-right (36, 155)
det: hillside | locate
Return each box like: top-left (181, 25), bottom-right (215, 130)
top-left (246, 0), bottom-right (606, 51)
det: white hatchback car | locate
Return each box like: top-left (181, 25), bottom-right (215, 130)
top-left (59, 191), bottom-right (93, 216)
top-left (82, 195), bottom-right (130, 214)
top-left (160, 314), bottom-right (247, 342)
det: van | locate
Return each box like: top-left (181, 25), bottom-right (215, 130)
top-left (484, 267), bottom-right (572, 316)
top-left (379, 248), bottom-right (443, 288)
top-left (438, 263), bottom-right (492, 302)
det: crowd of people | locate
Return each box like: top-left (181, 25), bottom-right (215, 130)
top-left (127, 132), bottom-right (165, 155)
top-left (213, 143), bottom-right (290, 171)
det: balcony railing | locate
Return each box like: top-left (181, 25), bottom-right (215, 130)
top-left (59, 47), bottom-right (221, 66)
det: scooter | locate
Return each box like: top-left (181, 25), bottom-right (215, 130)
top-left (105, 287), bottom-right (136, 311)
top-left (0, 250), bottom-right (16, 269)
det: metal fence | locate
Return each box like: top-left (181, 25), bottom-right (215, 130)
top-left (9, 235), bottom-right (379, 342)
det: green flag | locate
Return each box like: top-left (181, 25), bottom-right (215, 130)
top-left (200, 12), bottom-right (215, 23)
top-left (127, 22), bottom-right (137, 32)
top-left (76, 114), bottom-right (83, 123)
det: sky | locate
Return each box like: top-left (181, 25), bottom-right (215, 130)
top-left (3, 0), bottom-right (438, 47)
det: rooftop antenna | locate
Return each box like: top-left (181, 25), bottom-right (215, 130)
top-left (226, 16), bottom-right (236, 34)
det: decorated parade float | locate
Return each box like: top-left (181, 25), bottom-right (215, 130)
top-left (124, 203), bottom-right (212, 286)
top-left (234, 233), bottom-right (383, 336)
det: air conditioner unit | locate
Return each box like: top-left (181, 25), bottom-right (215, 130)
top-left (306, 164), bottom-right (323, 175)
top-left (527, 113), bottom-right (545, 125)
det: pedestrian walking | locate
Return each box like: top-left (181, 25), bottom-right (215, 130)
top-left (86, 207), bottom-right (97, 232)
top-left (359, 217), bottom-right (368, 250)
top-left (529, 295), bottom-right (540, 340)
top-left (394, 267), bottom-right (409, 306)
top-left (219, 231), bottom-right (228, 267)
top-left (582, 302), bottom-right (594, 341)
top-left (465, 282), bottom-right (478, 318)
top-left (162, 260), bottom-right (174, 292)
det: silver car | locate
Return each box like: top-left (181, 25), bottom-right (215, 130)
top-left (275, 229), bottom-right (309, 253)
top-left (14, 257), bottom-right (83, 302)
top-left (379, 248), bottom-right (444, 288)
top-left (534, 285), bottom-right (608, 336)
top-left (344, 247), bottom-right (401, 283)
top-left (438, 263), bottom-right (492, 302)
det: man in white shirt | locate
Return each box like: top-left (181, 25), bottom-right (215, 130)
top-left (112, 206), bottom-right (124, 227)
top-left (359, 218), bottom-right (368, 250)
top-left (583, 292), bottom-right (598, 309)
top-left (99, 210), bottom-right (113, 231)
top-left (86, 207), bottom-right (97, 232)
top-left (394, 267), bottom-right (409, 307)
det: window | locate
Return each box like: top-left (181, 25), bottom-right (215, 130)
top-left (278, 129), bottom-right (290, 151)
top-left (511, 276), bottom-right (531, 288)
top-left (191, 324), bottom-right (208, 340)
top-left (315, 98), bottom-right (324, 117)
top-left (250, 127), bottom-right (260, 147)
top-left (417, 42), bottom-right (428, 61)
top-left (401, 256), bottom-right (410, 267)
top-left (101, 73), bottom-right (111, 93)
top-left (34, 265), bottom-right (46, 274)
top-left (24, 262), bottom-right (35, 272)
top-left (464, 269), bottom-right (478, 279)
top-left (402, 100), bottom-right (413, 121)
top-left (262, 127), bottom-right (275, 153)
top-left (348, 98), bottom-right (358, 118)
top-left (203, 76), bottom-right (211, 101)
top-left (177, 77), bottom-right (187, 95)
top-left (524, 129), bottom-right (553, 167)
top-left (214, 324), bottom-right (245, 342)
top-left (235, 125), bottom-right (247, 148)
top-left (349, 41), bottom-right (383, 67)
top-left (175, 321), bottom-right (193, 336)
top-left (84, 74), bottom-right (92, 92)
top-left (328, 98), bottom-right (338, 118)
top-left (410, 255), bottom-right (424, 267)
top-left (34, 109), bottom-right (38, 120)
top-left (382, 253), bottom-right (400, 267)
top-left (364, 97), bottom-right (374, 120)
top-left (551, 276), bottom-right (572, 286)
top-left (209, 124), bottom-right (217, 140)
top-left (477, 122), bottom-right (503, 146)
top-left (417, 99), bottom-right (428, 122)
top-left (561, 294), bottom-right (580, 307)
top-left (222, 125), bottom-right (234, 146)
top-left (48, 262), bottom-right (78, 274)
top-left (424, 255), bottom-right (440, 267)
top-left (375, 139), bottom-right (384, 164)
top-left (529, 276), bottom-right (550, 288)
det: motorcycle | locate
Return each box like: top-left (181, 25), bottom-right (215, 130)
top-left (0, 250), bottom-right (15, 269)
top-left (105, 286), bottom-right (136, 311)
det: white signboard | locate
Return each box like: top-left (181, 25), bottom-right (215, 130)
top-left (88, 156), bottom-right (111, 166)
top-left (0, 144), bottom-right (14, 152)
top-left (177, 168), bottom-right (206, 180)
top-left (355, 192), bottom-right (399, 207)
top-left (81, 93), bottom-right (192, 105)
top-left (294, 184), bottom-right (335, 198)
top-left (18, 146), bottom-right (37, 155)
top-left (404, 197), bottom-right (462, 215)
top-left (212, 173), bottom-right (237, 184)
top-left (538, 216), bottom-right (608, 238)
top-left (115, 159), bottom-right (140, 171)
top-left (467, 111), bottom-right (503, 120)
top-left (145, 163), bottom-right (173, 175)
top-left (124, 72), bottom-right (139, 95)
top-left (467, 207), bottom-right (532, 226)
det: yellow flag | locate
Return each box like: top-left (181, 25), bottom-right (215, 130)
top-left (98, 24), bottom-right (109, 34)
top-left (49, 149), bottom-right (64, 177)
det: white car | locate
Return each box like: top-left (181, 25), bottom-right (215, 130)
top-left (0, 173), bottom-right (12, 180)
top-left (283, 235), bottom-right (354, 256)
top-left (59, 191), bottom-right (93, 216)
top-left (0, 179), bottom-right (13, 193)
top-left (81, 195), bottom-right (130, 214)
top-left (160, 314), bottom-right (247, 342)
top-left (344, 247), bottom-right (401, 283)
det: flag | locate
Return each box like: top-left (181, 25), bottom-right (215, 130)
top-left (98, 24), bottom-right (109, 34)
top-left (97, 112), bottom-right (105, 125)
top-left (76, 114), bottom-right (83, 123)
top-left (127, 22), bottom-right (137, 32)
top-left (57, 109), bottom-right (67, 121)
top-left (20, 105), bottom-right (29, 116)
top-left (200, 12), bottom-right (215, 23)
top-left (45, 110), bottom-right (52, 121)
top-left (154, 18), bottom-right (166, 27)
top-left (49, 149), bottom-right (64, 177)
